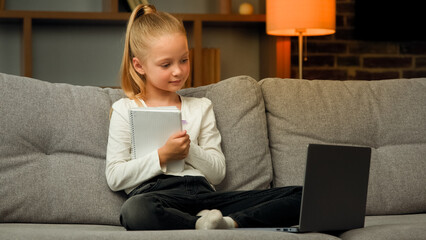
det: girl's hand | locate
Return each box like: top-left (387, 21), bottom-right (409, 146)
top-left (158, 130), bottom-right (190, 167)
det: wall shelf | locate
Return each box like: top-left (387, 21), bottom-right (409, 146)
top-left (0, 0), bottom-right (290, 86)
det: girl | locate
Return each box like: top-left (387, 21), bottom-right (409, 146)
top-left (106, 4), bottom-right (302, 230)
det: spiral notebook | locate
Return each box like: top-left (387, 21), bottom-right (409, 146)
top-left (129, 106), bottom-right (184, 172)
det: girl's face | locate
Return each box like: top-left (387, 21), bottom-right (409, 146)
top-left (133, 33), bottom-right (190, 97)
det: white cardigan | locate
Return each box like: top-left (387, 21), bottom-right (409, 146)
top-left (105, 96), bottom-right (226, 194)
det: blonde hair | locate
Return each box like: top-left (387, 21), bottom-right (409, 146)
top-left (120, 4), bottom-right (186, 106)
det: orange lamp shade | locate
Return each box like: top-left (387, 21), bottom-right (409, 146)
top-left (266, 0), bottom-right (336, 36)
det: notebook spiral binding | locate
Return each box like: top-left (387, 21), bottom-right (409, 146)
top-left (129, 110), bottom-right (137, 160)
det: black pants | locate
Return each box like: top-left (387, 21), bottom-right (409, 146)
top-left (120, 175), bottom-right (302, 230)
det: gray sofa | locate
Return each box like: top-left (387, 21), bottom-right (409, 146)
top-left (1, 72), bottom-right (425, 240)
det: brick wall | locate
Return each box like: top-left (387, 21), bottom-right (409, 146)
top-left (290, 0), bottom-right (426, 80)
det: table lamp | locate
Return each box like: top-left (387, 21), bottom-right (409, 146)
top-left (266, 0), bottom-right (336, 79)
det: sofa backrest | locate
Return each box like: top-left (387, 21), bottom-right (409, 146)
top-left (0, 73), bottom-right (126, 225)
top-left (3, 72), bottom-right (423, 225)
top-left (260, 78), bottom-right (426, 215)
top-left (178, 76), bottom-right (273, 191)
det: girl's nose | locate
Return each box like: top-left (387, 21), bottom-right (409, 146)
top-left (172, 65), bottom-right (182, 76)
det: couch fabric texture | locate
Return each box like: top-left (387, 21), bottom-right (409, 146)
top-left (260, 78), bottom-right (426, 215)
top-left (1, 73), bottom-right (425, 239)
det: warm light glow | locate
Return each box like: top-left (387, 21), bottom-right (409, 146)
top-left (266, 0), bottom-right (336, 36)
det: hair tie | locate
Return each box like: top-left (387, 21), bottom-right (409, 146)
top-left (143, 5), bottom-right (155, 14)
top-left (135, 5), bottom-right (156, 19)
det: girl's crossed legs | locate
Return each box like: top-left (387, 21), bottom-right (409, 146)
top-left (120, 175), bottom-right (302, 230)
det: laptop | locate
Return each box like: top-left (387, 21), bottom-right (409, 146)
top-left (245, 144), bottom-right (371, 233)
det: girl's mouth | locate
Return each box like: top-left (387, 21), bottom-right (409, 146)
top-left (169, 80), bottom-right (182, 84)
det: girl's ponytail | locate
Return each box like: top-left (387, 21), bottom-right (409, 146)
top-left (120, 4), bottom-right (156, 107)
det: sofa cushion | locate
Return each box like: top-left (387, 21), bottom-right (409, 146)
top-left (260, 78), bottom-right (426, 215)
top-left (340, 214), bottom-right (426, 240)
top-left (179, 76), bottom-right (273, 191)
top-left (0, 223), bottom-right (340, 240)
top-left (0, 73), bottom-right (126, 225)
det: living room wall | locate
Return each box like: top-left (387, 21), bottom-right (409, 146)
top-left (2, 0), bottom-right (425, 83)
top-left (0, 0), bottom-right (265, 87)
top-left (291, 0), bottom-right (426, 80)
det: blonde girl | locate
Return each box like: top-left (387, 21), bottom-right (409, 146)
top-left (106, 4), bottom-right (302, 230)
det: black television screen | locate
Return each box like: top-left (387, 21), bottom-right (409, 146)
top-left (354, 0), bottom-right (425, 41)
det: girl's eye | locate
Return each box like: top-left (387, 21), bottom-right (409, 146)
top-left (161, 63), bottom-right (170, 68)
top-left (181, 58), bottom-right (189, 63)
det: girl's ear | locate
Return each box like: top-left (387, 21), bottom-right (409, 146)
top-left (132, 57), bottom-right (145, 75)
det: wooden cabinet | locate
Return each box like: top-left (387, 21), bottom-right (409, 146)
top-left (0, 0), bottom-right (290, 87)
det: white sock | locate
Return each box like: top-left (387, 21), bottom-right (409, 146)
top-left (223, 217), bottom-right (236, 228)
top-left (196, 209), bottom-right (211, 217)
top-left (195, 209), bottom-right (235, 230)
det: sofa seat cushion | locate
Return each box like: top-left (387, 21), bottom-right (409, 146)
top-left (0, 73), bottom-right (126, 225)
top-left (340, 214), bottom-right (426, 240)
top-left (260, 78), bottom-right (426, 215)
top-left (0, 223), bottom-right (341, 240)
top-left (179, 76), bottom-right (273, 191)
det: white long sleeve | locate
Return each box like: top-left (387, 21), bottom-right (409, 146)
top-left (105, 96), bottom-right (226, 194)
